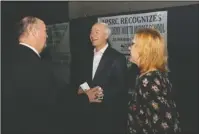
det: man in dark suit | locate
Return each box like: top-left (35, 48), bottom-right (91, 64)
top-left (2, 16), bottom-right (58, 134)
top-left (78, 22), bottom-right (128, 133)
top-left (2, 16), bottom-right (100, 134)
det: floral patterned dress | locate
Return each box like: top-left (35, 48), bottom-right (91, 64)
top-left (127, 70), bottom-right (181, 134)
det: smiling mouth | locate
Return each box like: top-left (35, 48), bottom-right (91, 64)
top-left (92, 39), bottom-right (98, 41)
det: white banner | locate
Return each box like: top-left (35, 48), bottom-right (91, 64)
top-left (98, 11), bottom-right (167, 67)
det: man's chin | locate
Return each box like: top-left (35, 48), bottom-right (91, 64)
top-left (92, 43), bottom-right (98, 47)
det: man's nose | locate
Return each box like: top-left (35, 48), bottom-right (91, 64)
top-left (91, 35), bottom-right (96, 39)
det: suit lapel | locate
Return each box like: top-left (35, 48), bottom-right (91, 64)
top-left (88, 52), bottom-right (94, 83)
top-left (92, 47), bottom-right (111, 82)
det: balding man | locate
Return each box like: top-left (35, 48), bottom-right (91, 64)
top-left (2, 16), bottom-right (104, 134)
top-left (2, 16), bottom-right (57, 134)
top-left (77, 22), bottom-right (128, 133)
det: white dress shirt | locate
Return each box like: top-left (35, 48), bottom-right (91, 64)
top-left (19, 42), bottom-right (40, 58)
top-left (92, 44), bottom-right (108, 79)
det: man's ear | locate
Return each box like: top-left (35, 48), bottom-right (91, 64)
top-left (31, 27), bottom-right (39, 37)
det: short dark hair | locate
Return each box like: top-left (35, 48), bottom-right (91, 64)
top-left (17, 16), bottom-right (38, 37)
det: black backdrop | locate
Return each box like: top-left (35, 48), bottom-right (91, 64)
top-left (1, 1), bottom-right (69, 62)
top-left (1, 2), bottom-right (70, 132)
top-left (70, 4), bottom-right (199, 133)
top-left (1, 1), bottom-right (70, 91)
top-left (1, 2), bottom-right (198, 133)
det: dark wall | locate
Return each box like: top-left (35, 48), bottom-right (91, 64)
top-left (2, 1), bottom-right (69, 58)
top-left (70, 4), bottom-right (199, 133)
top-left (2, 2), bottom-right (70, 132)
top-left (167, 4), bottom-right (198, 133)
top-left (2, 1), bottom-right (69, 84)
top-left (2, 2), bottom-right (198, 133)
top-left (70, 17), bottom-right (96, 88)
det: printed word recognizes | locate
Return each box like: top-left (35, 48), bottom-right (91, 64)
top-left (101, 14), bottom-right (162, 25)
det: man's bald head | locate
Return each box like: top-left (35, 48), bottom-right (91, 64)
top-left (18, 16), bottom-right (47, 53)
top-left (18, 16), bottom-right (41, 37)
top-left (90, 22), bottom-right (111, 50)
top-left (92, 22), bottom-right (111, 38)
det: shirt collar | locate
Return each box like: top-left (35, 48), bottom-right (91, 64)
top-left (94, 43), bottom-right (108, 54)
top-left (19, 42), bottom-right (40, 58)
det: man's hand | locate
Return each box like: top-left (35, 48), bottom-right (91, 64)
top-left (85, 87), bottom-right (104, 103)
top-left (78, 88), bottom-right (84, 95)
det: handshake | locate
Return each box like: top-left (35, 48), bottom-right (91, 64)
top-left (78, 82), bottom-right (104, 103)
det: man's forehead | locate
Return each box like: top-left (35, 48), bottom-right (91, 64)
top-left (92, 24), bottom-right (105, 30)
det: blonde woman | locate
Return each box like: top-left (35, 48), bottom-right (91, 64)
top-left (127, 28), bottom-right (181, 134)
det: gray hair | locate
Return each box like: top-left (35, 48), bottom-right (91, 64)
top-left (17, 16), bottom-right (39, 37)
top-left (96, 22), bottom-right (111, 38)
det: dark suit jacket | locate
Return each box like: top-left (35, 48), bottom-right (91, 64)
top-left (78, 46), bottom-right (128, 133)
top-left (127, 63), bottom-right (139, 89)
top-left (2, 45), bottom-right (58, 134)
